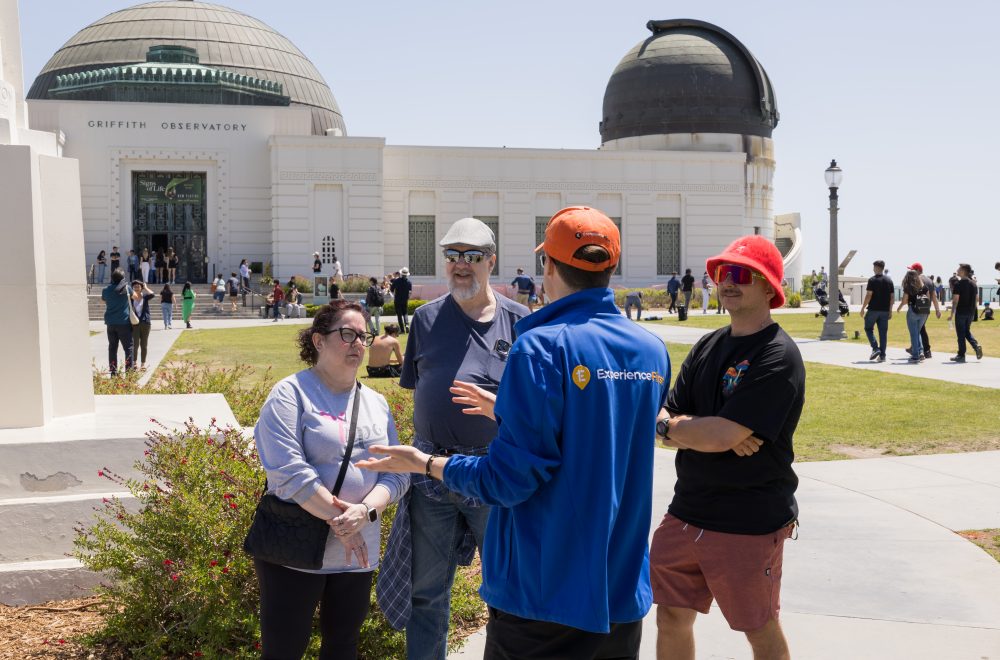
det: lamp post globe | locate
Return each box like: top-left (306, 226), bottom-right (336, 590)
top-left (820, 159), bottom-right (847, 340)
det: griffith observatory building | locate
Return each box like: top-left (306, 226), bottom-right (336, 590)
top-left (25, 1), bottom-right (802, 288)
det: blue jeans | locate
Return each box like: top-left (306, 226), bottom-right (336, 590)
top-left (905, 310), bottom-right (927, 358)
top-left (406, 488), bottom-right (490, 660)
top-left (864, 310), bottom-right (890, 357)
top-left (96, 263), bottom-right (106, 283)
top-left (954, 313), bottom-right (979, 357)
top-left (162, 302), bottom-right (173, 328)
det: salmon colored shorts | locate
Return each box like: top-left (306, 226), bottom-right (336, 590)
top-left (649, 513), bottom-right (794, 632)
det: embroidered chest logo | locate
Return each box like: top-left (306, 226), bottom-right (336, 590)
top-left (572, 365), bottom-right (591, 390)
top-left (721, 360), bottom-right (750, 396)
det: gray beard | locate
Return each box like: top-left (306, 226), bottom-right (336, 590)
top-left (448, 276), bottom-right (481, 301)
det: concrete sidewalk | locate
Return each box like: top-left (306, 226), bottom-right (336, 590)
top-left (451, 449), bottom-right (1000, 659)
top-left (638, 322), bottom-right (1000, 390)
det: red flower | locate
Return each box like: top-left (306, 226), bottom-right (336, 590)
top-left (255, 641), bottom-right (261, 650)
top-left (222, 566), bottom-right (230, 574)
top-left (223, 493), bottom-right (234, 500)
top-left (180, 458), bottom-right (187, 464)
top-left (58, 639), bottom-right (66, 644)
top-left (229, 502), bottom-right (237, 509)
top-left (194, 653), bottom-right (203, 658)
top-left (209, 560), bottom-right (218, 567)
top-left (170, 573), bottom-right (179, 581)
top-left (102, 498), bottom-right (110, 504)
top-left (163, 559), bottom-right (174, 566)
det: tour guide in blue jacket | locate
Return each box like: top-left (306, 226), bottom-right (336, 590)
top-left (361, 207), bottom-right (669, 657)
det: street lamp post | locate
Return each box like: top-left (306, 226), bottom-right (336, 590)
top-left (820, 159), bottom-right (846, 340)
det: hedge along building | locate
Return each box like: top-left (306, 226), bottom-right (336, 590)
top-left (26, 2), bottom-right (802, 288)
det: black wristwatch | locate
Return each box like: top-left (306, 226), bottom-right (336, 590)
top-left (363, 503), bottom-right (378, 523)
top-left (656, 419), bottom-right (670, 439)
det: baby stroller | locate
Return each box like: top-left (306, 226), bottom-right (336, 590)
top-left (814, 284), bottom-right (850, 317)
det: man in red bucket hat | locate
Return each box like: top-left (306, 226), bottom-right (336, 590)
top-left (650, 235), bottom-right (805, 660)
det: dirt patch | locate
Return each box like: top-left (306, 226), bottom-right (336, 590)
top-left (171, 349), bottom-right (195, 356)
top-left (958, 529), bottom-right (1000, 562)
top-left (830, 445), bottom-right (886, 459)
top-left (0, 597), bottom-right (125, 660)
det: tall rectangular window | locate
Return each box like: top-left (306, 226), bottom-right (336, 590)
top-left (657, 217), bottom-right (681, 276)
top-left (610, 217), bottom-right (622, 276)
top-left (535, 216), bottom-right (549, 276)
top-left (408, 216), bottom-right (436, 276)
top-left (476, 216), bottom-right (499, 276)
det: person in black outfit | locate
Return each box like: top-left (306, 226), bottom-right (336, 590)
top-left (109, 246), bottom-right (121, 275)
top-left (651, 236), bottom-right (805, 659)
top-left (680, 268), bottom-right (695, 309)
top-left (859, 260), bottom-right (894, 362)
top-left (390, 267), bottom-right (412, 333)
top-left (947, 263), bottom-right (983, 362)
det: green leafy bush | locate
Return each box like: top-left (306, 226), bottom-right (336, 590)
top-left (341, 276), bottom-right (372, 293)
top-left (85, 365), bottom-right (486, 657)
top-left (786, 292), bottom-right (802, 308)
top-left (379, 299), bottom-right (427, 316)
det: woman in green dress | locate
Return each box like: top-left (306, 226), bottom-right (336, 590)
top-left (181, 281), bottom-right (196, 329)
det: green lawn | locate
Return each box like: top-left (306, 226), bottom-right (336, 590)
top-left (162, 326), bottom-right (1000, 462)
top-left (650, 312), bottom-right (1000, 358)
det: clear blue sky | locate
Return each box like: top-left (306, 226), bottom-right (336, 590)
top-left (17, 0), bottom-right (1000, 283)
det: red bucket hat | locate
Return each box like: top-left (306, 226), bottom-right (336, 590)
top-left (706, 236), bottom-right (786, 309)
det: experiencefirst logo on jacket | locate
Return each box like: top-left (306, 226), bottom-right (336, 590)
top-left (571, 365), bottom-right (665, 390)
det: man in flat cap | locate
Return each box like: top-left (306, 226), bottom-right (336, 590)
top-left (377, 217), bottom-right (528, 660)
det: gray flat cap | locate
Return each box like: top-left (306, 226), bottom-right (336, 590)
top-left (439, 217), bottom-right (496, 251)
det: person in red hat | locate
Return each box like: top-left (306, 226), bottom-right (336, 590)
top-left (905, 262), bottom-right (942, 359)
top-left (650, 235), bottom-right (805, 660)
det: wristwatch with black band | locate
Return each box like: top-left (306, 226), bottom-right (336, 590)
top-left (656, 418), bottom-right (670, 440)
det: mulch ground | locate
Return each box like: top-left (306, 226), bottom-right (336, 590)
top-left (0, 597), bottom-right (126, 660)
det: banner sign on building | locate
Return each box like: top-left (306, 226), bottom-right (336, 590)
top-left (136, 173), bottom-right (204, 205)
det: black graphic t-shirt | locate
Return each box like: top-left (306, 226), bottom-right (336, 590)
top-left (666, 323), bottom-right (805, 534)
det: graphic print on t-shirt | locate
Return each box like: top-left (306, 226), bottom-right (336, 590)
top-left (721, 359), bottom-right (750, 396)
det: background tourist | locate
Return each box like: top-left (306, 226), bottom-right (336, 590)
top-left (286, 283), bottom-right (305, 318)
top-left (624, 288), bottom-right (643, 320)
top-left (681, 268), bottom-right (695, 310)
top-left (330, 254), bottom-right (344, 283)
top-left (365, 276), bottom-right (385, 334)
top-left (139, 248), bottom-right (151, 283)
top-left (253, 300), bottom-right (408, 659)
top-left (212, 273), bottom-right (226, 311)
top-left (228, 272), bottom-right (240, 311)
top-left (239, 258), bottom-right (251, 290)
top-left (130, 280), bottom-right (155, 370)
top-left (270, 280), bottom-right (285, 321)
top-left (701, 271), bottom-right (712, 313)
top-left (95, 250), bottom-right (107, 284)
top-left (667, 271), bottom-right (680, 313)
top-left (365, 324), bottom-right (403, 378)
top-left (101, 268), bottom-right (133, 375)
top-left (154, 249), bottom-right (166, 284)
top-left (948, 263), bottom-right (984, 362)
top-left (510, 267), bottom-right (533, 307)
top-left (167, 248), bottom-right (178, 284)
top-left (127, 249), bottom-right (139, 283)
top-left (313, 251), bottom-right (322, 274)
top-left (181, 281), bottom-right (196, 329)
top-left (109, 245), bottom-right (120, 276)
top-left (860, 259), bottom-right (894, 362)
top-left (907, 262), bottom-right (941, 359)
top-left (390, 267), bottom-right (412, 333)
top-left (898, 269), bottom-right (930, 362)
top-left (160, 283), bottom-right (174, 330)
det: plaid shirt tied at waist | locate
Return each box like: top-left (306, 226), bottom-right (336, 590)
top-left (376, 436), bottom-right (490, 631)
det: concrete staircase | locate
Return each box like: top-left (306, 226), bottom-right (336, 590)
top-left (87, 283), bottom-right (272, 321)
top-left (0, 394), bottom-right (240, 605)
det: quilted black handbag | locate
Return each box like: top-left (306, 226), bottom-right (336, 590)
top-left (243, 382), bottom-right (362, 569)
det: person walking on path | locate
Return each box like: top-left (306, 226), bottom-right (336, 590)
top-left (270, 280), bottom-right (285, 322)
top-left (160, 284), bottom-right (174, 330)
top-left (181, 281), bottom-right (196, 329)
top-left (860, 259), bottom-right (894, 362)
top-left (390, 267), bottom-right (412, 333)
top-left (374, 217), bottom-right (527, 660)
top-left (365, 276), bottom-right (385, 334)
top-left (361, 207), bottom-right (667, 659)
top-left (228, 272), bottom-right (240, 312)
top-left (700, 271), bottom-right (712, 313)
top-left (167, 248), bottom-right (178, 284)
top-left (95, 250), bottom-right (107, 284)
top-left (130, 280), bottom-right (155, 370)
top-left (101, 268), bottom-right (134, 375)
top-left (948, 263), bottom-right (984, 362)
top-left (624, 289), bottom-right (644, 320)
top-left (898, 269), bottom-right (932, 362)
top-left (908, 262), bottom-right (942, 358)
top-left (681, 269), bottom-right (695, 310)
top-left (651, 235), bottom-right (803, 660)
top-left (667, 272), bottom-right (680, 313)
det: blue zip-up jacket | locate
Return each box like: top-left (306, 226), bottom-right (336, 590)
top-left (102, 280), bottom-right (130, 325)
top-left (444, 287), bottom-right (670, 633)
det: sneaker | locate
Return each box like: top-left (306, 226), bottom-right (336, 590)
top-left (924, 351), bottom-right (932, 359)
top-left (950, 355), bottom-right (966, 363)
top-left (975, 344), bottom-right (983, 360)
top-left (908, 357), bottom-right (922, 363)
top-left (876, 354), bottom-right (886, 362)
top-left (869, 349), bottom-right (880, 360)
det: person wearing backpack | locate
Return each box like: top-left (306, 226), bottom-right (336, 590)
top-left (228, 272), bottom-right (240, 312)
top-left (365, 276), bottom-right (385, 334)
top-left (897, 269), bottom-right (932, 362)
top-left (907, 262), bottom-right (941, 358)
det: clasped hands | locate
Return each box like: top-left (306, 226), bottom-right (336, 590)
top-left (328, 495), bottom-right (370, 568)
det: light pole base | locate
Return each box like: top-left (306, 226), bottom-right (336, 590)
top-left (820, 316), bottom-right (847, 340)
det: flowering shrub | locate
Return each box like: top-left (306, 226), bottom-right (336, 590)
top-left (83, 363), bottom-right (486, 657)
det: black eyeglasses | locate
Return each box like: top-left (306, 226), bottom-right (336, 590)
top-left (443, 249), bottom-right (489, 264)
top-left (325, 327), bottom-right (375, 347)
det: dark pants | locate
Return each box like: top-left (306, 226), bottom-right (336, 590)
top-left (396, 300), bottom-right (409, 332)
top-left (254, 559), bottom-right (372, 660)
top-left (132, 322), bottom-right (151, 365)
top-left (955, 313), bottom-right (980, 357)
top-left (668, 292), bottom-right (677, 313)
top-left (484, 607), bottom-right (642, 660)
top-left (864, 310), bottom-right (890, 358)
top-left (106, 324), bottom-right (134, 375)
top-left (920, 322), bottom-right (932, 355)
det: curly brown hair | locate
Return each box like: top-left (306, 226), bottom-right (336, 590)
top-left (297, 300), bottom-right (370, 365)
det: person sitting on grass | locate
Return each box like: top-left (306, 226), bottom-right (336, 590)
top-left (982, 302), bottom-right (994, 321)
top-left (365, 324), bottom-right (404, 378)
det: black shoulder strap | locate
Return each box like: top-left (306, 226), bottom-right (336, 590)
top-left (332, 381), bottom-right (362, 497)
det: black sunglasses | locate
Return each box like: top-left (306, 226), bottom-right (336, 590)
top-left (443, 249), bottom-right (489, 264)
top-left (325, 327), bottom-right (375, 347)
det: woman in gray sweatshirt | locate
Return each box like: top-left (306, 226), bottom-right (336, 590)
top-left (253, 300), bottom-right (409, 659)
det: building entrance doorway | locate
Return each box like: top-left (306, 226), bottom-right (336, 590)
top-left (132, 171), bottom-right (208, 282)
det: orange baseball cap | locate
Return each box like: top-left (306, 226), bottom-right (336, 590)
top-left (534, 207), bottom-right (620, 272)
